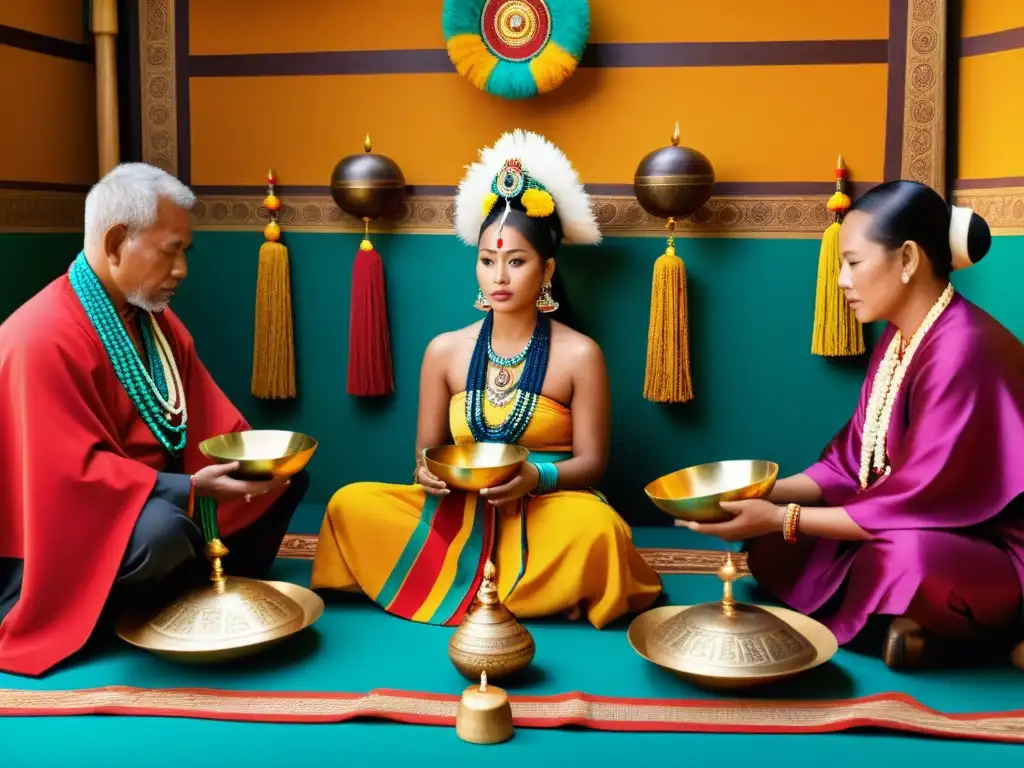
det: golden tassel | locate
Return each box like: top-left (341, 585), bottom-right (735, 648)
top-left (251, 169), bottom-right (297, 399)
top-left (644, 218), bottom-right (693, 403)
top-left (811, 154), bottom-right (864, 357)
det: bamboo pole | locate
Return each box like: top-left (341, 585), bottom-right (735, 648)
top-left (92, 0), bottom-right (120, 176)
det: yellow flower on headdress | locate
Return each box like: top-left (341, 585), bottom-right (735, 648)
top-left (522, 188), bottom-right (555, 218)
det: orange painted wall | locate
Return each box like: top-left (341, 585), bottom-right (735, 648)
top-left (186, 0), bottom-right (889, 189)
top-left (0, 0), bottom-right (96, 185)
top-left (958, 0), bottom-right (1024, 181)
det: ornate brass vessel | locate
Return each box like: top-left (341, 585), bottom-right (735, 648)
top-left (633, 122), bottom-right (715, 220)
top-left (449, 561), bottom-right (535, 681)
top-left (329, 133), bottom-right (405, 221)
top-left (199, 429), bottom-right (317, 480)
top-left (115, 548), bottom-right (323, 663)
top-left (423, 442), bottom-right (529, 493)
top-left (455, 672), bottom-right (515, 745)
top-left (628, 554), bottom-right (837, 689)
top-left (645, 459), bottom-right (778, 524)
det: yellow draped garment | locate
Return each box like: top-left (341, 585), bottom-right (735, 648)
top-left (310, 392), bottom-right (663, 628)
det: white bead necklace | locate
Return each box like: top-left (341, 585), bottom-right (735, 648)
top-left (145, 313), bottom-right (188, 423)
top-left (858, 282), bottom-right (954, 490)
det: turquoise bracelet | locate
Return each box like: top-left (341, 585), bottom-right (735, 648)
top-left (530, 461), bottom-right (559, 494)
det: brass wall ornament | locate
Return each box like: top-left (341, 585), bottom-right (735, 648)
top-left (627, 553), bottom-right (837, 689)
top-left (634, 123), bottom-right (715, 404)
top-left (330, 134), bottom-right (406, 397)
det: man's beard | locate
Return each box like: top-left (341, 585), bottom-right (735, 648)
top-left (126, 288), bottom-right (169, 314)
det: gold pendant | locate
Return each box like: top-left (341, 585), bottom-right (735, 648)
top-left (493, 366), bottom-right (514, 390)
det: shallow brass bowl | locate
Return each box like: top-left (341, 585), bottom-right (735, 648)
top-left (423, 443), bottom-right (529, 493)
top-left (199, 429), bottom-right (318, 480)
top-left (645, 460), bottom-right (779, 524)
top-left (115, 579), bottom-right (324, 664)
top-left (627, 604), bottom-right (838, 690)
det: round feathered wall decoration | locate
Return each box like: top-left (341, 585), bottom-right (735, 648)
top-left (442, 0), bottom-right (590, 100)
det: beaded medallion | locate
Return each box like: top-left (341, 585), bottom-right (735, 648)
top-left (481, 0), bottom-right (552, 63)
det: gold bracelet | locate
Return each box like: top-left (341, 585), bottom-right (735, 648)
top-left (783, 503), bottom-right (801, 543)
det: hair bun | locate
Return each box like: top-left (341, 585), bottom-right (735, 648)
top-left (949, 205), bottom-right (991, 271)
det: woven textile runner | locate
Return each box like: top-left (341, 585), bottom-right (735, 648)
top-left (0, 687), bottom-right (1021, 742)
top-left (277, 534), bottom-right (749, 576)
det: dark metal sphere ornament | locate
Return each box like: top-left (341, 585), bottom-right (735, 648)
top-left (633, 123), bottom-right (715, 405)
top-left (330, 133), bottom-right (406, 221)
top-left (633, 122), bottom-right (715, 221)
top-left (329, 134), bottom-right (407, 398)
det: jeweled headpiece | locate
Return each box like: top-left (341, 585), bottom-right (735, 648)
top-left (454, 129), bottom-right (601, 248)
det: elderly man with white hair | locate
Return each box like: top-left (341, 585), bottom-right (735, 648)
top-left (0, 163), bottom-right (309, 677)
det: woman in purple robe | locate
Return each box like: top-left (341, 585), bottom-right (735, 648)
top-left (687, 180), bottom-right (1024, 669)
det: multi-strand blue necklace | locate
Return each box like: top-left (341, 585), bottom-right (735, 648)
top-left (68, 252), bottom-right (188, 455)
top-left (465, 310), bottom-right (550, 443)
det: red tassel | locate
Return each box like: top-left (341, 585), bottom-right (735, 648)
top-left (347, 244), bottom-right (394, 396)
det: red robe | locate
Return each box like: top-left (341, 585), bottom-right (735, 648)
top-left (0, 274), bottom-right (281, 676)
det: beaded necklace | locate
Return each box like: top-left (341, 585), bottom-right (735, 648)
top-left (465, 311), bottom-right (550, 443)
top-left (69, 252), bottom-right (188, 455)
top-left (858, 282), bottom-right (954, 489)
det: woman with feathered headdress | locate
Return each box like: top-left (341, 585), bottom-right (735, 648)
top-left (311, 130), bottom-right (663, 628)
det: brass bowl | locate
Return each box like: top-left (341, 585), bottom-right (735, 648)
top-left (115, 579), bottom-right (324, 664)
top-left (423, 443), bottom-right (529, 493)
top-left (627, 604), bottom-right (838, 690)
top-left (645, 460), bottom-right (779, 524)
top-left (199, 429), bottom-right (318, 480)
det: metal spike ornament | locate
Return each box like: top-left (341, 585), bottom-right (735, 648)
top-left (633, 123), bottom-right (715, 404)
top-left (330, 134), bottom-right (406, 397)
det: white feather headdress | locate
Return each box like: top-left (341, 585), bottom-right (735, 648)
top-left (454, 129), bottom-right (601, 247)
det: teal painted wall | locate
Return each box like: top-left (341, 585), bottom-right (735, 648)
top-left (0, 234), bottom-right (79, 317)
top-left (2, 232), bottom-right (1020, 524)
top-left (166, 232), bottom-right (1024, 523)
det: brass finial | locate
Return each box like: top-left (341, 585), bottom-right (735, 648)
top-left (476, 560), bottom-right (499, 606)
top-left (480, 671), bottom-right (488, 691)
top-left (267, 168), bottom-right (276, 185)
top-left (364, 133), bottom-right (372, 153)
top-left (836, 153), bottom-right (845, 171)
top-left (671, 121), bottom-right (680, 147)
top-left (719, 553), bottom-right (739, 618)
top-left (205, 539), bottom-right (230, 591)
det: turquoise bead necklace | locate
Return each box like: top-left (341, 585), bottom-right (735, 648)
top-left (69, 252), bottom-right (188, 455)
top-left (465, 310), bottom-right (550, 443)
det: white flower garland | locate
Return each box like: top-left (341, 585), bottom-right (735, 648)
top-left (858, 282), bottom-right (955, 490)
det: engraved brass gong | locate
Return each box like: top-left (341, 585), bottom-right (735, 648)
top-left (116, 576), bottom-right (324, 663)
top-left (627, 554), bottom-right (837, 689)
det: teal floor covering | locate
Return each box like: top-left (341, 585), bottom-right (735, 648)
top-left (2, 506), bottom-right (1023, 765)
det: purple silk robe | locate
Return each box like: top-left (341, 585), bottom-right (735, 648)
top-left (748, 294), bottom-right (1024, 643)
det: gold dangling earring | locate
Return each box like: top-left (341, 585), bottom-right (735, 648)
top-left (474, 289), bottom-right (491, 312)
top-left (536, 282), bottom-right (559, 313)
